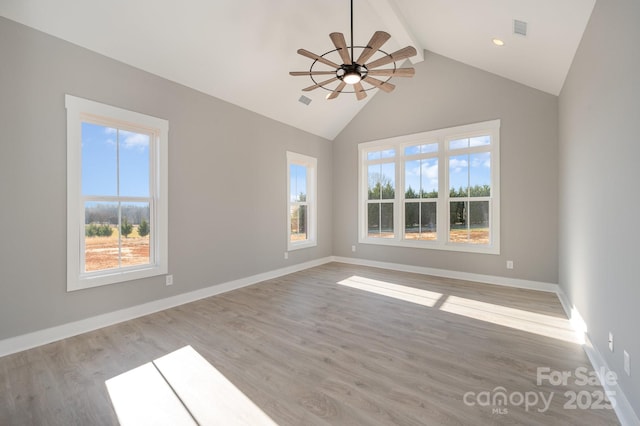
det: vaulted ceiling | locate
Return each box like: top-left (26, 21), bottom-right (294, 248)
top-left (0, 0), bottom-right (596, 140)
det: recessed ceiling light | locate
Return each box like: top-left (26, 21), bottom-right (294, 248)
top-left (492, 38), bottom-right (505, 46)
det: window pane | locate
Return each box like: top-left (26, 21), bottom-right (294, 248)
top-left (119, 130), bottom-right (150, 197)
top-left (381, 163), bottom-right (395, 199)
top-left (82, 123), bottom-right (117, 196)
top-left (449, 201), bottom-right (468, 242)
top-left (290, 164), bottom-right (307, 202)
top-left (290, 204), bottom-right (308, 242)
top-left (405, 160), bottom-right (420, 198)
top-left (421, 143), bottom-right (438, 154)
top-left (367, 151), bottom-right (381, 161)
top-left (85, 201), bottom-right (119, 272)
top-left (404, 145), bottom-right (420, 156)
top-left (368, 202), bottom-right (394, 239)
top-left (449, 154), bottom-right (469, 197)
top-left (470, 135), bottom-right (490, 147)
top-left (404, 143), bottom-right (437, 156)
top-left (404, 202), bottom-right (419, 238)
top-left (121, 202), bottom-right (151, 267)
top-left (469, 152), bottom-right (491, 196)
top-left (405, 202), bottom-right (437, 241)
top-left (421, 158), bottom-right (438, 198)
top-left (420, 202), bottom-right (437, 240)
top-left (367, 203), bottom-right (380, 236)
top-left (367, 149), bottom-right (395, 160)
top-left (381, 149), bottom-right (395, 159)
top-left (449, 138), bottom-right (468, 150)
top-left (469, 201), bottom-right (489, 244)
top-left (380, 203), bottom-right (394, 238)
top-left (368, 164), bottom-right (381, 200)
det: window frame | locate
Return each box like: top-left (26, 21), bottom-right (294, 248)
top-left (66, 95), bottom-right (169, 291)
top-left (358, 119), bottom-right (500, 254)
top-left (286, 151), bottom-right (317, 251)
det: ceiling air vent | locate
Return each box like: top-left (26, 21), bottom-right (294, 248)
top-left (514, 20), bottom-right (527, 36)
top-left (298, 95), bottom-right (312, 105)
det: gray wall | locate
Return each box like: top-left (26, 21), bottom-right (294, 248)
top-left (559, 0), bottom-right (640, 412)
top-left (332, 51), bottom-right (559, 284)
top-left (0, 17), bottom-right (332, 340)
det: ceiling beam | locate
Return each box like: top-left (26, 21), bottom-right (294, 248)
top-left (364, 0), bottom-right (424, 64)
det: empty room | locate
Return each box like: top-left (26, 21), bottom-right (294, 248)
top-left (0, 0), bottom-right (638, 424)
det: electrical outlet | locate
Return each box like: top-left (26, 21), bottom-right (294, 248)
top-left (166, 275), bottom-right (173, 286)
top-left (624, 351), bottom-right (630, 376)
top-left (351, 245), bottom-right (356, 252)
top-left (506, 260), bottom-right (514, 269)
top-left (608, 332), bottom-right (614, 352)
top-left (284, 252), bottom-right (288, 260)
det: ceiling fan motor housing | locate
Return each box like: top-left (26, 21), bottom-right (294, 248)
top-left (337, 63), bottom-right (368, 84)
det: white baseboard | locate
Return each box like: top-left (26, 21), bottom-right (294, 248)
top-left (0, 256), bottom-right (333, 358)
top-left (330, 256), bottom-right (559, 293)
top-left (582, 333), bottom-right (640, 426)
top-left (556, 287), bottom-right (639, 426)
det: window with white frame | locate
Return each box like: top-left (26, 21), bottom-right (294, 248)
top-left (358, 120), bottom-right (500, 254)
top-left (66, 95), bottom-right (168, 291)
top-left (287, 151), bottom-right (317, 250)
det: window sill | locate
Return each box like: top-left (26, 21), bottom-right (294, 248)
top-left (68, 265), bottom-right (167, 292)
top-left (287, 240), bottom-right (317, 251)
top-left (358, 237), bottom-right (500, 255)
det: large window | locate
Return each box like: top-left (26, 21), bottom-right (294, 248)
top-left (287, 152), bottom-right (317, 250)
top-left (358, 120), bottom-right (500, 254)
top-left (66, 95), bottom-right (168, 291)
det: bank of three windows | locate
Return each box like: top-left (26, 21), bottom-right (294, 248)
top-left (359, 120), bottom-right (500, 254)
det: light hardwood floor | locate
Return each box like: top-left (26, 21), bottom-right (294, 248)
top-left (0, 262), bottom-right (620, 425)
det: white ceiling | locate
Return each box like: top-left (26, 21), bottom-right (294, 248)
top-left (0, 0), bottom-right (595, 140)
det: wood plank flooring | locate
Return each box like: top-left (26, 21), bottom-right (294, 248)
top-left (0, 262), bottom-right (620, 425)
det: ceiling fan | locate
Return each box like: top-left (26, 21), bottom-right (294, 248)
top-left (289, 0), bottom-right (418, 101)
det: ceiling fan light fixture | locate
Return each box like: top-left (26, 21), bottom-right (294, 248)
top-left (343, 71), bottom-right (362, 85)
top-left (289, 0), bottom-right (417, 100)
top-left (338, 63), bottom-right (367, 84)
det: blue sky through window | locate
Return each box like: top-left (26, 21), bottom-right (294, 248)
top-left (449, 152), bottom-right (491, 192)
top-left (290, 164), bottom-right (307, 202)
top-left (81, 123), bottom-right (150, 197)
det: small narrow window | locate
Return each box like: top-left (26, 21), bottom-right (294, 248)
top-left (287, 152), bottom-right (317, 250)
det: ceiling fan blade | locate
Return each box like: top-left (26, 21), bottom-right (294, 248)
top-left (297, 49), bottom-right (340, 69)
top-left (355, 31), bottom-right (391, 65)
top-left (363, 76), bottom-right (396, 93)
top-left (303, 77), bottom-right (339, 91)
top-left (289, 71), bottom-right (337, 76)
top-left (353, 82), bottom-right (367, 101)
top-left (365, 46), bottom-right (418, 69)
top-left (329, 32), bottom-right (352, 64)
top-left (327, 81), bottom-right (347, 100)
top-left (367, 68), bottom-right (415, 77)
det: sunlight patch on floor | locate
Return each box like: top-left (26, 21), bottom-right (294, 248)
top-left (337, 275), bottom-right (581, 344)
top-left (440, 295), bottom-right (581, 344)
top-left (105, 362), bottom-right (196, 426)
top-left (337, 275), bottom-right (443, 308)
top-left (106, 345), bottom-right (278, 426)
